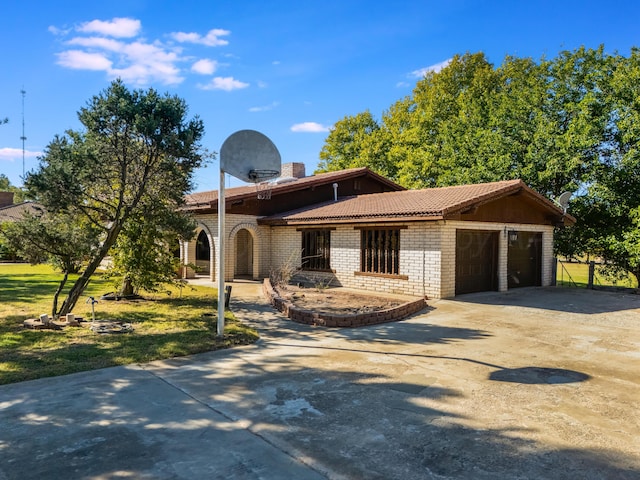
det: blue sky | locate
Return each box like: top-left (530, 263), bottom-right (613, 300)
top-left (1, 0), bottom-right (639, 191)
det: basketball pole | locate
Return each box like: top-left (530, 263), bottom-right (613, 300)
top-left (217, 168), bottom-right (226, 337)
top-left (217, 129), bottom-right (281, 338)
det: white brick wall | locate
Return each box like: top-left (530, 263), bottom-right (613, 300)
top-left (269, 226), bottom-right (302, 273)
top-left (269, 220), bottom-right (555, 299)
top-left (188, 213), bottom-right (556, 298)
top-left (270, 223), bottom-right (444, 298)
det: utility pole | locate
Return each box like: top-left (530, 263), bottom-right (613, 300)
top-left (20, 88), bottom-right (26, 180)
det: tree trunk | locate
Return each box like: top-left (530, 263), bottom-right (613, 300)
top-left (58, 223), bottom-right (123, 315)
top-left (58, 269), bottom-right (95, 316)
top-left (119, 276), bottom-right (134, 297)
top-left (52, 271), bottom-right (69, 318)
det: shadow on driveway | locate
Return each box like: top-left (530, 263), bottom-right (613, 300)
top-left (451, 286), bottom-right (640, 314)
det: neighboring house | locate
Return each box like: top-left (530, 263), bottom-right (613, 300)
top-left (181, 163), bottom-right (574, 299)
top-left (0, 192), bottom-right (42, 261)
top-left (0, 192), bottom-right (40, 222)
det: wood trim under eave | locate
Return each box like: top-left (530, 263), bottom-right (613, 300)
top-left (259, 215), bottom-right (444, 226)
top-left (444, 187), bottom-right (570, 225)
top-left (353, 225), bottom-right (408, 230)
top-left (296, 227), bottom-right (337, 231)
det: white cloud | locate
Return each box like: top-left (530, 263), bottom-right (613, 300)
top-left (171, 28), bottom-right (230, 47)
top-left (67, 36), bottom-right (124, 52)
top-left (0, 148), bottom-right (42, 161)
top-left (111, 63), bottom-right (183, 86)
top-left (410, 58), bottom-right (452, 78)
top-left (249, 101), bottom-right (280, 112)
top-left (56, 50), bottom-right (113, 71)
top-left (51, 19), bottom-right (240, 87)
top-left (48, 25), bottom-right (71, 36)
top-left (191, 59), bottom-right (218, 75)
top-left (290, 122), bottom-right (330, 133)
top-left (198, 76), bottom-right (249, 91)
top-left (78, 18), bottom-right (141, 38)
top-left (122, 41), bottom-right (181, 68)
top-left (56, 41), bottom-right (183, 84)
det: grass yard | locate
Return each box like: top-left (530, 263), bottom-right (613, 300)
top-left (0, 263), bottom-right (258, 385)
top-left (556, 260), bottom-right (638, 289)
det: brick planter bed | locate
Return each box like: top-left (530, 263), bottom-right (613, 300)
top-left (263, 279), bottom-right (427, 327)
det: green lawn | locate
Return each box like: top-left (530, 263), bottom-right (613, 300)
top-left (0, 263), bottom-right (258, 385)
top-left (556, 261), bottom-right (638, 288)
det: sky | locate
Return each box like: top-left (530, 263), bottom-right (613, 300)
top-left (1, 0), bottom-right (639, 192)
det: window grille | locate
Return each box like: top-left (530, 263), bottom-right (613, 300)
top-left (360, 229), bottom-right (400, 275)
top-left (301, 230), bottom-right (331, 270)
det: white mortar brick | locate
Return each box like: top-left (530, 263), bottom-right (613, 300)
top-left (190, 213), bottom-right (558, 299)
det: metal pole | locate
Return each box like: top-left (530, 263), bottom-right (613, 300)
top-left (217, 169), bottom-right (226, 337)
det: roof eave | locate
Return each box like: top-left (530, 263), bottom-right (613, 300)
top-left (259, 214), bottom-right (444, 226)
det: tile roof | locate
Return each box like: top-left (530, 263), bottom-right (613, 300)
top-left (260, 179), bottom-right (570, 225)
top-left (183, 167), bottom-right (404, 209)
top-left (0, 202), bottom-right (42, 222)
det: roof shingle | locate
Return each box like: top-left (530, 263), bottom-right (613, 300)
top-left (184, 167), bottom-right (403, 209)
top-left (0, 202), bottom-right (42, 222)
top-left (260, 179), bottom-right (569, 225)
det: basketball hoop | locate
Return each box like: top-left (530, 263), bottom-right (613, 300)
top-left (249, 169), bottom-right (279, 200)
top-left (248, 169), bottom-right (280, 182)
top-left (255, 181), bottom-right (273, 200)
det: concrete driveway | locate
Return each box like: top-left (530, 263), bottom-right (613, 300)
top-left (1, 285), bottom-right (639, 479)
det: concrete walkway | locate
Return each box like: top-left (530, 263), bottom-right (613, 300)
top-left (1, 282), bottom-right (639, 479)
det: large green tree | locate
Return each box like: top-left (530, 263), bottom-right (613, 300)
top-left (25, 80), bottom-right (205, 316)
top-left (558, 47), bottom-right (640, 282)
top-left (326, 49), bottom-right (611, 197)
top-left (318, 111), bottom-right (388, 173)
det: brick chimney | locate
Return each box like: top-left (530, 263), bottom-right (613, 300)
top-left (280, 162), bottom-right (306, 179)
top-left (0, 192), bottom-right (14, 208)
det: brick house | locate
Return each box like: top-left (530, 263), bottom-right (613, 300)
top-left (181, 163), bottom-right (573, 298)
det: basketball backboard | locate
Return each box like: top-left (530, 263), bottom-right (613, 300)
top-left (220, 130), bottom-right (281, 183)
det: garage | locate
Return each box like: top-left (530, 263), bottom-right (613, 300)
top-left (507, 231), bottom-right (542, 288)
top-left (455, 230), bottom-right (499, 295)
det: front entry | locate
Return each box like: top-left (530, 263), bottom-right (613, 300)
top-left (507, 231), bottom-right (542, 288)
top-left (235, 228), bottom-right (254, 278)
top-left (455, 230), bottom-right (499, 295)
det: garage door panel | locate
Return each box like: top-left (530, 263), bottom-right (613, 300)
top-left (508, 232), bottom-right (542, 288)
top-left (456, 230), bottom-right (498, 295)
